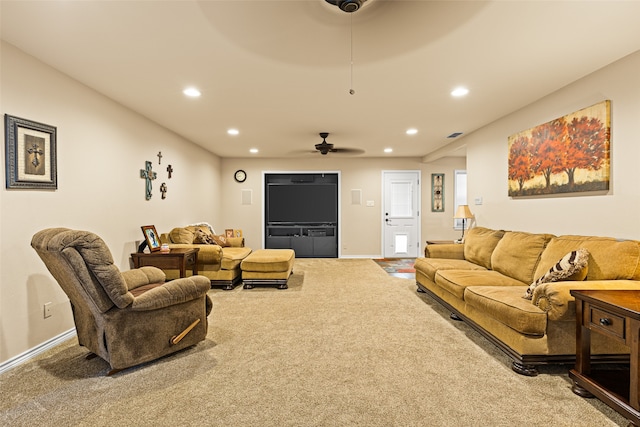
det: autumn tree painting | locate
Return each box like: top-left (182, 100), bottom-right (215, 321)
top-left (508, 101), bottom-right (610, 197)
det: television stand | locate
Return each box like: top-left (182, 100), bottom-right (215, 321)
top-left (265, 224), bottom-right (337, 258)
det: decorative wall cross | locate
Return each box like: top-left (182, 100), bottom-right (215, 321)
top-left (160, 182), bottom-right (167, 199)
top-left (27, 142), bottom-right (44, 167)
top-left (157, 151), bottom-right (163, 164)
top-left (167, 164), bottom-right (173, 179)
top-left (140, 161), bottom-right (157, 200)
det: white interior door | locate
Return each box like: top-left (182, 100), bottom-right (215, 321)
top-left (383, 171), bottom-right (420, 258)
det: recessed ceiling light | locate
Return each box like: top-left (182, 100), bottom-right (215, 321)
top-left (451, 87), bottom-right (469, 97)
top-left (183, 87), bottom-right (201, 97)
top-left (227, 129), bottom-right (239, 136)
top-left (249, 148), bottom-right (258, 154)
top-left (406, 128), bottom-right (418, 135)
top-left (384, 148), bottom-right (393, 153)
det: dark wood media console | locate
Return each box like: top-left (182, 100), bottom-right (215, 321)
top-left (266, 225), bottom-right (336, 258)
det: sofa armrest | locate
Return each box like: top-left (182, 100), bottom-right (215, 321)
top-left (425, 243), bottom-right (465, 259)
top-left (131, 275), bottom-right (211, 311)
top-left (227, 237), bottom-right (244, 247)
top-left (122, 266), bottom-right (166, 290)
top-left (164, 243), bottom-right (223, 267)
top-left (532, 280), bottom-right (640, 321)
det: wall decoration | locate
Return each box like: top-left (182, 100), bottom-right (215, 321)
top-left (140, 160), bottom-right (157, 200)
top-left (157, 151), bottom-right (163, 164)
top-left (508, 100), bottom-right (610, 197)
top-left (140, 225), bottom-right (161, 252)
top-left (167, 164), bottom-right (173, 178)
top-left (4, 114), bottom-right (57, 189)
top-left (160, 182), bottom-right (167, 199)
top-left (431, 173), bottom-right (444, 212)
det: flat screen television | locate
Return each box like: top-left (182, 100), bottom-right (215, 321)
top-left (267, 183), bottom-right (337, 224)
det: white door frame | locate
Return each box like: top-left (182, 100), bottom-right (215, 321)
top-left (381, 170), bottom-right (421, 258)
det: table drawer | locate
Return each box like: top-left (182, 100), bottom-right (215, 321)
top-left (589, 306), bottom-right (625, 340)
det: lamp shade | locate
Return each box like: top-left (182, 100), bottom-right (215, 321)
top-left (453, 204), bottom-right (474, 219)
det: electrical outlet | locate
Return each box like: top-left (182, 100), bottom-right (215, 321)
top-left (44, 302), bottom-right (52, 318)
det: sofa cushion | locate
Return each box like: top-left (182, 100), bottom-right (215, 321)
top-left (463, 227), bottom-right (505, 269)
top-left (524, 248), bottom-right (589, 300)
top-left (535, 235), bottom-right (640, 281)
top-left (414, 257), bottom-right (486, 282)
top-left (464, 286), bottom-right (547, 336)
top-left (491, 231), bottom-right (553, 284)
top-left (221, 247), bottom-right (252, 270)
top-left (169, 227), bottom-right (195, 244)
top-left (435, 270), bottom-right (525, 300)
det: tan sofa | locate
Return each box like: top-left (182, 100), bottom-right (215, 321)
top-left (160, 226), bottom-right (252, 290)
top-left (415, 227), bottom-right (640, 376)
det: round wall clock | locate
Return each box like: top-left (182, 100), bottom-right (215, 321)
top-left (234, 169), bottom-right (247, 183)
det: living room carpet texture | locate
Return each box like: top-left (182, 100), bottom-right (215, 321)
top-left (0, 259), bottom-right (626, 426)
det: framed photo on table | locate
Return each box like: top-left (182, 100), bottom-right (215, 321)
top-left (141, 225), bottom-right (161, 252)
top-left (4, 114), bottom-right (57, 189)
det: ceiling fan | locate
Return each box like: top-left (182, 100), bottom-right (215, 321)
top-left (325, 0), bottom-right (367, 13)
top-left (314, 132), bottom-right (364, 155)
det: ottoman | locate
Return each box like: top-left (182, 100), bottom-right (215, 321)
top-left (241, 249), bottom-right (295, 289)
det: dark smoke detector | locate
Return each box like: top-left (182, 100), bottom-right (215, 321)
top-left (325, 0), bottom-right (367, 13)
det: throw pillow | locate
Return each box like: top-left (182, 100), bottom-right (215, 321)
top-left (211, 234), bottom-right (230, 247)
top-left (523, 248), bottom-right (589, 300)
top-left (193, 229), bottom-right (216, 245)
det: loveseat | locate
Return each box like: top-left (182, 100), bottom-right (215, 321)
top-left (160, 225), bottom-right (252, 290)
top-left (415, 227), bottom-right (640, 376)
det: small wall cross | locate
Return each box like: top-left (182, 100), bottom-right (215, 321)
top-left (27, 142), bottom-right (44, 167)
top-left (157, 151), bottom-right (163, 164)
top-left (167, 164), bottom-right (173, 179)
top-left (160, 182), bottom-right (167, 199)
top-left (140, 161), bottom-right (157, 200)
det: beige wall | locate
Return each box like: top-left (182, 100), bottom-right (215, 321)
top-left (0, 42), bottom-right (222, 364)
top-left (219, 157), bottom-right (462, 257)
top-left (464, 50), bottom-right (640, 239)
top-left (3, 39), bottom-right (638, 367)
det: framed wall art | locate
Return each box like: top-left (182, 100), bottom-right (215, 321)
top-left (508, 100), bottom-right (610, 197)
top-left (431, 173), bottom-right (444, 212)
top-left (5, 114), bottom-right (57, 190)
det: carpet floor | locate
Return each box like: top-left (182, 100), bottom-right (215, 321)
top-left (0, 259), bottom-right (626, 426)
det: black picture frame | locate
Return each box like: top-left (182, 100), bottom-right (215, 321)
top-left (141, 225), bottom-right (161, 252)
top-left (5, 114), bottom-right (57, 190)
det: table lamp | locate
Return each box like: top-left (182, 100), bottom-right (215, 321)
top-left (454, 205), bottom-right (474, 243)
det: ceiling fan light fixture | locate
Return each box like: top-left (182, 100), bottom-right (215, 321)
top-left (325, 0), bottom-right (366, 13)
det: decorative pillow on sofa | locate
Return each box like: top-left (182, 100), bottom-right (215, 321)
top-left (523, 248), bottom-right (589, 300)
top-left (211, 234), bottom-right (230, 247)
top-left (194, 229), bottom-right (216, 245)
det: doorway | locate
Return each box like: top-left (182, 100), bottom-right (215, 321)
top-left (382, 171), bottom-right (421, 258)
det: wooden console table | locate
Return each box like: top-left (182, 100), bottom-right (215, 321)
top-left (569, 289), bottom-right (640, 426)
top-left (131, 248), bottom-right (199, 278)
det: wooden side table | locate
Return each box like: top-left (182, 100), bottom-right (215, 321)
top-left (131, 248), bottom-right (199, 278)
top-left (569, 289), bottom-right (640, 427)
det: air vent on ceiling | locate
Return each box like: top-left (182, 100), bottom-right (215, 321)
top-left (447, 132), bottom-right (464, 138)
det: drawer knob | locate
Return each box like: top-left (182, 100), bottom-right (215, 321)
top-left (599, 318), bottom-right (612, 326)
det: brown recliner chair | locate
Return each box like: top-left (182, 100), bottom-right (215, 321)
top-left (31, 228), bottom-right (213, 375)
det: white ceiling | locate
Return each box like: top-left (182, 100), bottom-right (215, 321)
top-left (2, 1), bottom-right (640, 159)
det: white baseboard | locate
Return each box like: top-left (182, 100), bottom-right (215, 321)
top-left (0, 328), bottom-right (76, 375)
top-left (339, 255), bottom-right (383, 259)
